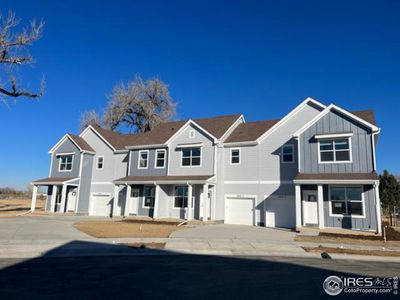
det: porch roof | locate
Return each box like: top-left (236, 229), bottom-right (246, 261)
top-left (293, 172), bottom-right (379, 184)
top-left (114, 175), bottom-right (215, 185)
top-left (32, 177), bottom-right (79, 185)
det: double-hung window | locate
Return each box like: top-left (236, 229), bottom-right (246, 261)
top-left (230, 148), bottom-right (240, 165)
top-left (174, 186), bottom-right (188, 208)
top-left (282, 144), bottom-right (294, 163)
top-left (59, 155), bottom-right (73, 171)
top-left (143, 186), bottom-right (155, 208)
top-left (138, 150), bottom-right (149, 169)
top-left (155, 149), bottom-right (166, 168)
top-left (330, 186), bottom-right (364, 217)
top-left (319, 138), bottom-right (351, 163)
top-left (96, 156), bottom-right (104, 169)
top-left (181, 147), bottom-right (201, 166)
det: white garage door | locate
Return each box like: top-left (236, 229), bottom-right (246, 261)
top-left (265, 196), bottom-right (295, 228)
top-left (225, 196), bottom-right (255, 226)
top-left (91, 193), bottom-right (112, 216)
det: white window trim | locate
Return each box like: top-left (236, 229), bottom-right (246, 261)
top-left (138, 150), bottom-right (149, 169)
top-left (281, 144), bottom-right (294, 164)
top-left (315, 133), bottom-right (353, 139)
top-left (58, 154), bottom-right (74, 172)
top-left (142, 185), bottom-right (155, 208)
top-left (180, 147), bottom-right (202, 168)
top-left (230, 148), bottom-right (241, 165)
top-left (328, 185), bottom-right (366, 219)
top-left (173, 185), bottom-right (189, 209)
top-left (96, 156), bottom-right (104, 170)
top-left (154, 149), bottom-right (166, 169)
top-left (317, 137), bottom-right (353, 164)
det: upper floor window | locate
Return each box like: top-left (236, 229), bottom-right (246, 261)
top-left (143, 186), bottom-right (155, 208)
top-left (281, 144), bottom-right (294, 163)
top-left (96, 156), bottom-right (104, 169)
top-left (330, 186), bottom-right (364, 217)
top-left (230, 148), bottom-right (240, 165)
top-left (155, 149), bottom-right (166, 168)
top-left (319, 138), bottom-right (351, 163)
top-left (58, 155), bottom-right (73, 171)
top-left (181, 147), bottom-right (201, 166)
top-left (138, 150), bottom-right (149, 169)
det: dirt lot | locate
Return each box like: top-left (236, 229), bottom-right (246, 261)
top-left (0, 199), bottom-right (45, 216)
top-left (74, 220), bottom-right (181, 238)
top-left (303, 245), bottom-right (400, 257)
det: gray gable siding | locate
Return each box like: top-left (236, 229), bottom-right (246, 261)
top-left (323, 185), bottom-right (377, 231)
top-left (223, 102), bottom-right (323, 182)
top-left (50, 138), bottom-right (81, 178)
top-left (81, 129), bottom-right (129, 182)
top-left (129, 148), bottom-right (168, 176)
top-left (168, 124), bottom-right (215, 176)
top-left (299, 110), bottom-right (374, 173)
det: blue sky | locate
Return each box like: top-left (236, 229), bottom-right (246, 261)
top-left (1, 0), bottom-right (399, 189)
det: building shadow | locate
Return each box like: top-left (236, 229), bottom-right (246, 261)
top-left (0, 240), bottom-right (396, 300)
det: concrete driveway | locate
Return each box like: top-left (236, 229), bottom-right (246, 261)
top-left (166, 224), bottom-right (311, 257)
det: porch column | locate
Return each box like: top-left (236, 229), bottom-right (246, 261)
top-left (50, 186), bottom-right (58, 212)
top-left (202, 184), bottom-right (209, 222)
top-left (153, 184), bottom-right (160, 219)
top-left (295, 184), bottom-right (302, 230)
top-left (187, 184), bottom-right (193, 220)
top-left (112, 185), bottom-right (120, 217)
top-left (59, 185), bottom-right (67, 213)
top-left (30, 185), bottom-right (38, 212)
top-left (317, 184), bottom-right (325, 228)
top-left (124, 184), bottom-right (131, 217)
top-left (374, 182), bottom-right (382, 234)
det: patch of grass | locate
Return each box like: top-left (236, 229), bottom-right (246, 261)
top-left (303, 245), bottom-right (400, 257)
top-left (74, 220), bottom-right (180, 238)
top-left (0, 199), bottom-right (45, 216)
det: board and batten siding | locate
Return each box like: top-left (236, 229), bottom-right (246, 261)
top-left (299, 110), bottom-right (374, 173)
top-left (50, 138), bottom-right (81, 178)
top-left (168, 124), bottom-right (215, 176)
top-left (129, 148), bottom-right (168, 176)
top-left (323, 185), bottom-right (378, 231)
top-left (76, 153), bottom-right (94, 213)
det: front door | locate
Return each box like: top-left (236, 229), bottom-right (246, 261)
top-left (129, 188), bottom-right (140, 215)
top-left (303, 191), bottom-right (318, 225)
top-left (66, 188), bottom-right (77, 212)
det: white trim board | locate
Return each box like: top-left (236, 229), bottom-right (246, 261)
top-left (165, 120), bottom-right (218, 145)
top-left (49, 134), bottom-right (95, 155)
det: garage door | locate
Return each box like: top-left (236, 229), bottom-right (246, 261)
top-left (265, 196), bottom-right (295, 228)
top-left (225, 196), bottom-right (255, 226)
top-left (91, 193), bottom-right (112, 216)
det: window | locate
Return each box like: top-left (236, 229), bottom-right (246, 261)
top-left (143, 186), bottom-right (155, 208)
top-left (330, 186), bottom-right (363, 216)
top-left (181, 147), bottom-right (201, 166)
top-left (282, 144), bottom-right (294, 163)
top-left (155, 149), bottom-right (166, 168)
top-left (138, 150), bottom-right (149, 169)
top-left (96, 156), bottom-right (104, 169)
top-left (59, 155), bottom-right (73, 171)
top-left (174, 186), bottom-right (188, 208)
top-left (319, 138), bottom-right (351, 163)
top-left (231, 148), bottom-right (240, 165)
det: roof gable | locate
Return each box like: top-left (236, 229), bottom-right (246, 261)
top-left (49, 134), bottom-right (95, 154)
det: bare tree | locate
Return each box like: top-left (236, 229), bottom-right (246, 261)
top-left (0, 10), bottom-right (44, 101)
top-left (104, 74), bottom-right (176, 133)
top-left (80, 110), bottom-right (102, 131)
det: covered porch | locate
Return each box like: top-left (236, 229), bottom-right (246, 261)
top-left (31, 177), bottom-right (79, 213)
top-left (113, 175), bottom-right (216, 221)
top-left (294, 173), bottom-right (381, 234)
